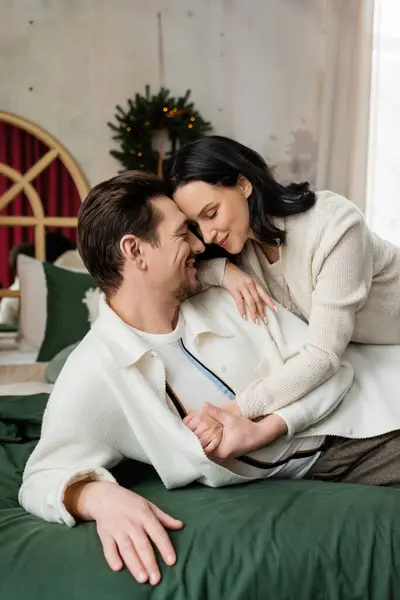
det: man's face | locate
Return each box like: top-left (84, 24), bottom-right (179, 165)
top-left (144, 197), bottom-right (205, 299)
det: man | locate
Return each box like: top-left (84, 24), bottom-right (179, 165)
top-left (19, 172), bottom-right (400, 587)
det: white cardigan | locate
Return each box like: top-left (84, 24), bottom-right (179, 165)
top-left (19, 290), bottom-right (400, 526)
top-left (199, 190), bottom-right (400, 417)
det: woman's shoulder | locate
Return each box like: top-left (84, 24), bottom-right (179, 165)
top-left (275, 190), bottom-right (369, 262)
top-left (286, 190), bottom-right (365, 233)
top-left (314, 190), bottom-right (363, 217)
top-left (239, 191), bottom-right (367, 266)
top-left (314, 190), bottom-right (361, 214)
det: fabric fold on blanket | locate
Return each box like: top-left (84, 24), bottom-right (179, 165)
top-left (1, 393), bottom-right (400, 600)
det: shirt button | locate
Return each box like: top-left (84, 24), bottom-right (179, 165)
top-left (150, 351), bottom-right (157, 358)
top-left (347, 428), bottom-right (353, 436)
top-left (220, 365), bottom-right (227, 372)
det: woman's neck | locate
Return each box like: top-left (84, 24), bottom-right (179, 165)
top-left (260, 244), bottom-right (280, 264)
top-left (249, 228), bottom-right (280, 264)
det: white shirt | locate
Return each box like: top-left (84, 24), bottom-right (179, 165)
top-left (133, 318), bottom-right (230, 415)
top-left (134, 320), bottom-right (323, 479)
top-left (19, 289), bottom-right (400, 526)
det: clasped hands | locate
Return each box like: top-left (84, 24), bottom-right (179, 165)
top-left (183, 402), bottom-right (288, 460)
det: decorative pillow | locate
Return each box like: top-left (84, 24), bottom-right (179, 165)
top-left (17, 254), bottom-right (98, 360)
top-left (18, 255), bottom-right (47, 350)
top-left (0, 323), bottom-right (18, 333)
top-left (54, 249), bottom-right (86, 271)
top-left (44, 342), bottom-right (79, 383)
top-left (37, 262), bottom-right (97, 362)
top-left (17, 253), bottom-right (96, 352)
top-left (82, 287), bottom-right (102, 325)
top-left (0, 278), bottom-right (20, 327)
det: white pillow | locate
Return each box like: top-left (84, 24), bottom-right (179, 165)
top-left (82, 287), bottom-right (102, 325)
top-left (18, 255), bottom-right (47, 350)
top-left (17, 252), bottom-right (90, 350)
top-left (0, 278), bottom-right (20, 326)
top-left (54, 249), bottom-right (86, 271)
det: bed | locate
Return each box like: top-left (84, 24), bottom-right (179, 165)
top-left (1, 113), bottom-right (400, 600)
top-left (1, 391), bottom-right (400, 599)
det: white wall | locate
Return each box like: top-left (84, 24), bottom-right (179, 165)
top-left (0, 0), bottom-right (327, 186)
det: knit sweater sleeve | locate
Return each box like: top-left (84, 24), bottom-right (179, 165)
top-left (197, 258), bottom-right (227, 290)
top-left (236, 204), bottom-right (373, 418)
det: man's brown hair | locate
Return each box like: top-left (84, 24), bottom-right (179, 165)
top-left (77, 171), bottom-right (167, 295)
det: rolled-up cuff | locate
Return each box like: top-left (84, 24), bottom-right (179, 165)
top-left (273, 408), bottom-right (300, 438)
top-left (236, 384), bottom-right (274, 420)
top-left (57, 468), bottom-right (117, 527)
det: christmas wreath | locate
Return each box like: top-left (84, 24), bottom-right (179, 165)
top-left (108, 85), bottom-right (212, 175)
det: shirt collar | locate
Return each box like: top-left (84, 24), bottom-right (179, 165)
top-left (93, 294), bottom-right (234, 369)
top-left (179, 297), bottom-right (234, 343)
top-left (94, 298), bottom-right (155, 368)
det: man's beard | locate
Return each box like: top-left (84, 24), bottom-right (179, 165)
top-left (175, 276), bottom-right (201, 302)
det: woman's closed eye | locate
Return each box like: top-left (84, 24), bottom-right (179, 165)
top-left (205, 209), bottom-right (218, 220)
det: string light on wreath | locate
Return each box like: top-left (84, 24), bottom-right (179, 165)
top-left (108, 85), bottom-right (212, 175)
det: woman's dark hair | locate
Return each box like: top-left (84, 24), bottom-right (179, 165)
top-left (166, 135), bottom-right (316, 246)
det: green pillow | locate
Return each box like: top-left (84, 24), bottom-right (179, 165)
top-left (37, 263), bottom-right (96, 362)
top-left (0, 323), bottom-right (18, 333)
top-left (44, 342), bottom-right (79, 383)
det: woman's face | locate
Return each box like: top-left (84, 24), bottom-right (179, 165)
top-left (172, 180), bottom-right (251, 255)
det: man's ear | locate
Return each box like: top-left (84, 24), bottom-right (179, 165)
top-left (120, 235), bottom-right (147, 271)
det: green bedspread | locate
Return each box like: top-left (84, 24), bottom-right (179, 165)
top-left (1, 393), bottom-right (400, 600)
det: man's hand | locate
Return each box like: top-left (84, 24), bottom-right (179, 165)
top-left (183, 411), bottom-right (223, 454)
top-left (183, 402), bottom-right (242, 454)
top-left (185, 403), bottom-right (288, 460)
top-left (64, 481), bottom-right (183, 585)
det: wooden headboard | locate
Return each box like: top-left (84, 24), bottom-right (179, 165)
top-left (0, 111), bottom-right (90, 298)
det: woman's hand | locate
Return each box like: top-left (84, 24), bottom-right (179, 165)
top-left (221, 402), bottom-right (243, 417)
top-left (222, 263), bottom-right (276, 323)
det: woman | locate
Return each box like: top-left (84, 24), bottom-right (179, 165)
top-left (166, 135), bottom-right (400, 418)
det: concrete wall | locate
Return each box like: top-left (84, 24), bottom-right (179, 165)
top-left (0, 0), bottom-right (327, 186)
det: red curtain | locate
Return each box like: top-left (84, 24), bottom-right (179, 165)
top-left (0, 123), bottom-right (81, 289)
top-left (0, 127), bottom-right (9, 289)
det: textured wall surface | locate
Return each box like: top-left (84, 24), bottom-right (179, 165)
top-left (0, 0), bottom-right (327, 186)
